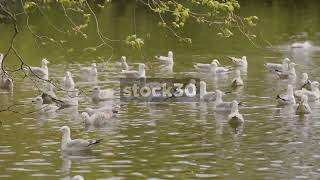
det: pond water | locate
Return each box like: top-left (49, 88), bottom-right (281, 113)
top-left (1, 1), bottom-right (320, 179)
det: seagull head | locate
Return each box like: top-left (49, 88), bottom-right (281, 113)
top-left (189, 79), bottom-right (196, 85)
top-left (60, 126), bottom-right (70, 133)
top-left (212, 59), bottom-right (220, 65)
top-left (288, 62), bottom-right (296, 69)
top-left (81, 112), bottom-right (90, 123)
top-left (121, 56), bottom-right (126, 62)
top-left (42, 58), bottom-right (49, 65)
top-left (91, 63), bottom-right (97, 68)
top-left (302, 73), bottom-right (308, 80)
top-left (138, 63), bottom-right (145, 70)
top-left (242, 56), bottom-right (247, 61)
top-left (283, 58), bottom-right (291, 63)
top-left (200, 81), bottom-right (206, 87)
top-left (168, 51), bottom-right (173, 58)
top-left (32, 96), bottom-right (43, 105)
top-left (311, 81), bottom-right (319, 89)
top-left (65, 71), bottom-right (72, 78)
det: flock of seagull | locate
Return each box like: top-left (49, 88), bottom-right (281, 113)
top-left (0, 48), bottom-right (318, 165)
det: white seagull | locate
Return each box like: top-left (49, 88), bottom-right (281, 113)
top-left (228, 56), bottom-right (248, 68)
top-left (210, 62), bottom-right (229, 74)
top-left (231, 70), bottom-right (244, 88)
top-left (296, 95), bottom-right (311, 114)
top-left (32, 96), bottom-right (60, 113)
top-left (92, 86), bottom-right (113, 102)
top-left (295, 81), bottom-right (320, 102)
top-left (60, 126), bottom-right (102, 152)
top-left (228, 100), bottom-right (244, 124)
top-left (264, 58), bottom-right (290, 73)
top-left (81, 63), bottom-right (97, 79)
top-left (27, 58), bottom-right (49, 80)
top-left (194, 59), bottom-right (220, 72)
top-left (214, 90), bottom-right (240, 112)
top-left (291, 41), bottom-right (312, 49)
top-left (0, 53), bottom-right (4, 75)
top-left (0, 75), bottom-right (13, 91)
top-left (275, 62), bottom-right (297, 80)
top-left (81, 111), bottom-right (114, 126)
top-left (299, 73), bottom-right (311, 90)
top-left (155, 51), bottom-right (173, 64)
top-left (276, 84), bottom-right (296, 106)
top-left (121, 63), bottom-right (145, 79)
top-left (61, 71), bottom-right (75, 91)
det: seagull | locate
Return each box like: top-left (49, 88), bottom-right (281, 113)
top-left (121, 63), bottom-right (145, 79)
top-left (228, 100), bottom-right (244, 125)
top-left (193, 59), bottom-right (220, 72)
top-left (199, 81), bottom-right (218, 101)
top-left (60, 126), bottom-right (102, 152)
top-left (61, 71), bottom-right (75, 91)
top-left (81, 111), bottom-right (113, 126)
top-left (41, 83), bottom-right (58, 104)
top-left (85, 105), bottom-right (119, 116)
top-left (291, 41), bottom-right (312, 49)
top-left (275, 62), bottom-right (297, 80)
top-left (81, 63), bottom-right (97, 79)
top-left (26, 58), bottom-right (49, 80)
top-left (155, 51), bottom-right (173, 64)
top-left (231, 70), bottom-right (244, 88)
top-left (60, 89), bottom-right (79, 107)
top-left (70, 175), bottom-right (84, 180)
top-left (296, 95), bottom-right (311, 114)
top-left (0, 53), bottom-right (4, 75)
top-left (32, 96), bottom-right (60, 113)
top-left (210, 62), bottom-right (229, 74)
top-left (214, 90), bottom-right (240, 112)
top-left (276, 84), bottom-right (296, 106)
top-left (295, 81), bottom-right (320, 102)
top-left (0, 75), bottom-right (13, 91)
top-left (119, 56), bottom-right (129, 70)
top-left (264, 58), bottom-right (290, 73)
top-left (92, 86), bottom-right (113, 102)
top-left (228, 56), bottom-right (248, 68)
top-left (299, 73), bottom-right (311, 90)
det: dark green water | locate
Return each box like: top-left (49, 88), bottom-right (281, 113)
top-left (1, 1), bottom-right (320, 179)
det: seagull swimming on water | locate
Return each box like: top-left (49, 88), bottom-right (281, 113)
top-left (121, 63), bottom-right (146, 79)
top-left (32, 96), bottom-right (60, 113)
top-left (26, 58), bottom-right (49, 80)
top-left (276, 84), bottom-right (296, 106)
top-left (155, 51), bottom-right (173, 64)
top-left (60, 126), bottom-right (102, 152)
top-left (81, 63), bottom-right (97, 80)
top-left (214, 90), bottom-right (241, 112)
top-left (61, 71), bottom-right (75, 91)
top-left (194, 59), bottom-right (220, 72)
top-left (299, 73), bottom-right (311, 90)
top-left (92, 86), bottom-right (113, 102)
top-left (296, 95), bottom-right (311, 115)
top-left (295, 81), bottom-right (320, 102)
top-left (275, 62), bottom-right (297, 80)
top-left (231, 70), bottom-right (244, 88)
top-left (264, 58), bottom-right (290, 73)
top-left (228, 56), bottom-right (248, 68)
top-left (228, 100), bottom-right (244, 125)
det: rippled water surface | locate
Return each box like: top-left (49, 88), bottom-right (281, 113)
top-left (1, 1), bottom-right (320, 179)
